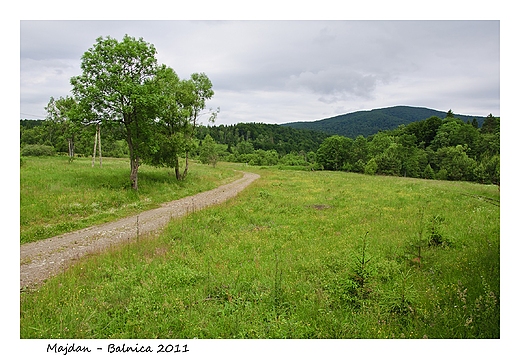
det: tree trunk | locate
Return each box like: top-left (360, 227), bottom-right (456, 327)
top-left (126, 125), bottom-right (138, 190)
top-left (182, 151), bottom-right (189, 179)
top-left (130, 155), bottom-right (139, 190)
top-left (174, 156), bottom-right (181, 181)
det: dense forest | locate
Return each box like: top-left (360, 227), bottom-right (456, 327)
top-left (20, 108), bottom-right (499, 185)
top-left (197, 123), bottom-right (329, 155)
top-left (313, 112), bottom-right (499, 184)
top-left (282, 106), bottom-right (487, 138)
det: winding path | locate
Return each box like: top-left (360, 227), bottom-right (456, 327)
top-left (20, 171), bottom-right (260, 290)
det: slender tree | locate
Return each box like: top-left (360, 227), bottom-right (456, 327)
top-left (199, 134), bottom-right (219, 167)
top-left (44, 96), bottom-right (79, 161)
top-left (143, 65), bottom-right (184, 178)
top-left (179, 73), bottom-right (216, 179)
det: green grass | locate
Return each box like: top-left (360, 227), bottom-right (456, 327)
top-left (20, 156), bottom-right (241, 244)
top-left (20, 165), bottom-right (500, 338)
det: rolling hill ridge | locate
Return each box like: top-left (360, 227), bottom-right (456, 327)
top-left (282, 106), bottom-right (488, 138)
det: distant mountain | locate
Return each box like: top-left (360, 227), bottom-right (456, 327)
top-left (281, 106), bottom-right (488, 138)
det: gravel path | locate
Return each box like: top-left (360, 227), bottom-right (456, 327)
top-left (20, 171), bottom-right (260, 290)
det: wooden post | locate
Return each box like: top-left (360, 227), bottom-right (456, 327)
top-left (97, 124), bottom-right (102, 168)
top-left (92, 123), bottom-right (102, 168)
top-left (92, 125), bottom-right (98, 167)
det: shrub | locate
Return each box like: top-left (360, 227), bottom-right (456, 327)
top-left (20, 144), bottom-right (56, 157)
top-left (435, 168), bottom-right (448, 180)
top-left (364, 158), bottom-right (378, 175)
top-left (423, 164), bottom-right (435, 179)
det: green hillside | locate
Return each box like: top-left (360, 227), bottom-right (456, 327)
top-left (282, 106), bottom-right (488, 138)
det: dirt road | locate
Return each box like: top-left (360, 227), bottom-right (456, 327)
top-left (20, 171), bottom-right (260, 290)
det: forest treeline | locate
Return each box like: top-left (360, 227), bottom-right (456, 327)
top-left (198, 111), bottom-right (499, 184)
top-left (21, 109), bottom-right (499, 185)
top-left (313, 112), bottom-right (499, 184)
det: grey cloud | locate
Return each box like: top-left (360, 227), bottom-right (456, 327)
top-left (19, 20), bottom-right (500, 123)
top-left (288, 68), bottom-right (378, 103)
top-left (313, 26), bottom-right (337, 44)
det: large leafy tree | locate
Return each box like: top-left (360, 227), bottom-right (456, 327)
top-left (435, 145), bottom-right (477, 181)
top-left (404, 116), bottom-right (442, 148)
top-left (316, 135), bottom-right (351, 170)
top-left (70, 35), bottom-right (159, 190)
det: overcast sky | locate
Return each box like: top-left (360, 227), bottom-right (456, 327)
top-left (20, 20), bottom-right (500, 126)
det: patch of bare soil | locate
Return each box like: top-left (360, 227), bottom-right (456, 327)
top-left (20, 171), bottom-right (260, 290)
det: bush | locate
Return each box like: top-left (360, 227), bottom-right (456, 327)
top-left (364, 158), bottom-right (378, 175)
top-left (435, 168), bottom-right (448, 180)
top-left (20, 144), bottom-right (56, 157)
top-left (423, 164), bottom-right (435, 179)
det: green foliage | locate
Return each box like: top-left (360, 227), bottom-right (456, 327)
top-left (235, 140), bottom-right (255, 155)
top-left (403, 116), bottom-right (443, 148)
top-left (364, 158), bottom-right (378, 175)
top-left (349, 232), bottom-right (373, 297)
top-left (307, 111), bottom-right (499, 185)
top-left (481, 114), bottom-right (499, 134)
top-left (242, 149), bottom-right (279, 166)
top-left (422, 164), bottom-right (435, 179)
top-left (427, 215), bottom-right (450, 247)
top-left (435, 145), bottom-right (477, 181)
top-left (20, 144), bottom-right (56, 157)
top-left (199, 134), bottom-right (219, 167)
top-left (382, 268), bottom-right (417, 318)
top-left (199, 122), bottom-right (329, 155)
top-left (316, 135), bottom-right (351, 170)
top-left (473, 155), bottom-right (500, 185)
top-left (374, 144), bottom-right (403, 176)
top-left (278, 152), bottom-right (308, 166)
top-left (435, 168), bottom-right (448, 180)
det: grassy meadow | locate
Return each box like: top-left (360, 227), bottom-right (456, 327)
top-left (20, 160), bottom-right (500, 339)
top-left (20, 156), bottom-right (241, 244)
